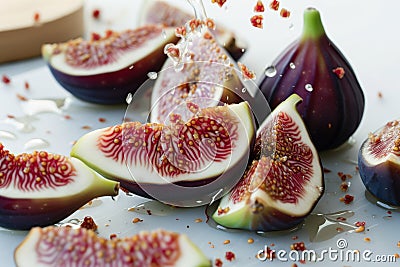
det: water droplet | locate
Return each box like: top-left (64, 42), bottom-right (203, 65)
top-left (147, 72), bottom-right (158, 80)
top-left (24, 138), bottom-right (50, 150)
top-left (161, 29), bottom-right (167, 39)
top-left (241, 88), bottom-right (247, 93)
top-left (129, 65), bottom-right (134, 70)
top-left (264, 66), bottom-right (277, 77)
top-left (223, 58), bottom-right (230, 67)
top-left (289, 23), bottom-right (294, 30)
top-left (305, 84), bottom-right (313, 92)
top-left (126, 93), bottom-right (133, 104)
top-left (289, 62), bottom-right (296, 69)
top-left (0, 130), bottom-right (16, 140)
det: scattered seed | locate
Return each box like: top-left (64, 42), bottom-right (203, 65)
top-left (223, 239), bottom-right (230, 245)
top-left (290, 241), bottom-right (306, 251)
top-left (355, 225), bottom-right (365, 233)
top-left (364, 237), bottom-right (371, 242)
top-left (336, 217), bottom-right (347, 222)
top-left (238, 62), bottom-right (256, 80)
top-left (194, 218), bottom-right (203, 223)
top-left (292, 235), bottom-right (298, 240)
top-left (397, 241), bottom-right (400, 248)
top-left (109, 233), bottom-right (117, 239)
top-left (247, 238), bottom-right (254, 244)
top-left (91, 32), bottom-right (101, 41)
top-left (340, 182), bottom-right (349, 192)
top-left (7, 114), bottom-right (15, 119)
top-left (132, 217), bottom-right (143, 223)
top-left (394, 253), bottom-right (399, 259)
top-left (98, 117), bottom-right (106, 123)
top-left (82, 125), bottom-right (92, 130)
top-left (225, 251), bottom-right (235, 261)
top-left (2, 75), bottom-right (10, 84)
top-left (64, 115), bottom-right (72, 120)
top-left (323, 167), bottom-right (332, 173)
top-left (24, 81), bottom-right (30, 90)
top-left (33, 12), bottom-right (40, 22)
top-left (16, 94), bottom-right (28, 101)
top-left (211, 0), bottom-right (227, 8)
top-left (378, 91), bottom-right (383, 98)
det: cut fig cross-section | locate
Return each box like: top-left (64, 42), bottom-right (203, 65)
top-left (42, 25), bottom-right (178, 104)
top-left (71, 102), bottom-right (255, 207)
top-left (358, 119), bottom-right (400, 207)
top-left (212, 94), bottom-right (324, 231)
top-left (14, 226), bottom-right (211, 267)
top-left (0, 143), bottom-right (119, 230)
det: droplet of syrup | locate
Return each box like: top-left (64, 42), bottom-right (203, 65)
top-left (24, 138), bottom-right (49, 150)
top-left (305, 84), bottom-right (313, 92)
top-left (264, 66), bottom-right (277, 77)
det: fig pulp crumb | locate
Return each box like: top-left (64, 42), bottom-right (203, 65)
top-left (269, 0), bottom-right (280, 11)
top-left (340, 182), bottom-right (349, 192)
top-left (211, 0), bottom-right (227, 8)
top-left (254, 0), bottom-right (265, 12)
top-left (110, 233), bottom-right (117, 239)
top-left (225, 251), bottom-right (236, 261)
top-left (332, 67), bottom-right (345, 79)
top-left (338, 172), bottom-right (352, 181)
top-left (2, 75), bottom-right (10, 84)
top-left (214, 258), bottom-right (223, 267)
top-left (250, 15), bottom-right (264, 28)
top-left (238, 62), bottom-right (256, 80)
top-left (280, 8), bottom-right (291, 18)
top-left (80, 216), bottom-right (98, 231)
top-left (92, 9), bottom-right (101, 19)
top-left (340, 194), bottom-right (354, 204)
top-left (24, 81), bottom-right (30, 90)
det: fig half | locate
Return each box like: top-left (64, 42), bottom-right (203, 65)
top-left (259, 8), bottom-right (365, 151)
top-left (42, 25), bottom-right (178, 104)
top-left (15, 226), bottom-right (211, 267)
top-left (358, 120), bottom-right (400, 206)
top-left (150, 29), bottom-right (244, 124)
top-left (138, 0), bottom-right (246, 60)
top-left (71, 102), bottom-right (255, 206)
top-left (0, 143), bottom-right (119, 230)
top-left (212, 94), bottom-right (324, 231)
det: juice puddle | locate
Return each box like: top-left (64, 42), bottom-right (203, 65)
top-left (0, 130), bottom-right (17, 140)
top-left (128, 200), bottom-right (176, 216)
top-left (364, 190), bottom-right (400, 212)
top-left (24, 138), bottom-right (50, 150)
top-left (205, 202), bottom-right (358, 242)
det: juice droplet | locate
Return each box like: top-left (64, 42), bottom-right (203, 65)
top-left (305, 84), bottom-right (313, 92)
top-left (126, 93), bottom-right (133, 104)
top-left (289, 62), bottom-right (296, 69)
top-left (24, 138), bottom-right (50, 150)
top-left (0, 130), bottom-right (17, 140)
top-left (147, 72), bottom-right (158, 80)
top-left (129, 200), bottom-right (176, 216)
top-left (264, 66), bottom-right (277, 77)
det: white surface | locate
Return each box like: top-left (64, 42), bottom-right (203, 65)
top-left (0, 1), bottom-right (399, 266)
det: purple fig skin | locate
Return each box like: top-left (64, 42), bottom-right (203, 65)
top-left (358, 149), bottom-right (400, 207)
top-left (259, 8), bottom-right (364, 151)
top-left (48, 47), bottom-right (172, 105)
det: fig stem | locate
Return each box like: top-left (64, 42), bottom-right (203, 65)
top-left (302, 8), bottom-right (326, 40)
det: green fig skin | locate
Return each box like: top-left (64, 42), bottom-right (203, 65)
top-left (259, 8), bottom-right (365, 151)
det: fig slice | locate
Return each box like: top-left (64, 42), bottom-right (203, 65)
top-left (0, 143), bottom-right (119, 230)
top-left (149, 29), bottom-right (244, 124)
top-left (42, 25), bottom-right (178, 104)
top-left (358, 119), bottom-right (400, 206)
top-left (212, 94), bottom-right (324, 231)
top-left (138, 0), bottom-right (246, 60)
top-left (14, 226), bottom-right (211, 267)
top-left (71, 102), bottom-right (255, 206)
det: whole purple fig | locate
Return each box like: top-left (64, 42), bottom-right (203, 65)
top-left (259, 7), bottom-right (365, 151)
